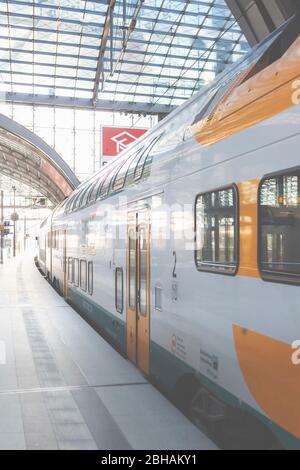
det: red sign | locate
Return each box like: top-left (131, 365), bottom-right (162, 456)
top-left (102, 127), bottom-right (147, 157)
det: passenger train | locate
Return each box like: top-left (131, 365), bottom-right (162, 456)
top-left (37, 14), bottom-right (300, 449)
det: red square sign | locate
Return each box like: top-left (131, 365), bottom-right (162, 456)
top-left (102, 127), bottom-right (147, 157)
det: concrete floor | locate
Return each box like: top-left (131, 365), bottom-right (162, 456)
top-left (0, 252), bottom-right (216, 450)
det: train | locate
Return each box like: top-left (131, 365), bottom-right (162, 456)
top-left (37, 14), bottom-right (300, 449)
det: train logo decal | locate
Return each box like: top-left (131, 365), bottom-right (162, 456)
top-left (200, 349), bottom-right (219, 380)
top-left (171, 334), bottom-right (177, 353)
top-left (171, 334), bottom-right (186, 361)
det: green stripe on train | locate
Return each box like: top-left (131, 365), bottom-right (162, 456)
top-left (150, 340), bottom-right (300, 449)
top-left (67, 286), bottom-right (127, 354)
top-left (66, 286), bottom-right (300, 449)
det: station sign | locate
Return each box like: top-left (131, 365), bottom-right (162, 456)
top-left (101, 126), bottom-right (147, 157)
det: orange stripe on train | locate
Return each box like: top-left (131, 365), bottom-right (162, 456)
top-left (194, 36), bottom-right (300, 146)
top-left (237, 179), bottom-right (260, 278)
top-left (233, 325), bottom-right (300, 439)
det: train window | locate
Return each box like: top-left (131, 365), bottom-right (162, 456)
top-left (113, 152), bottom-right (139, 192)
top-left (71, 192), bottom-right (80, 212)
top-left (74, 258), bottom-right (79, 287)
top-left (134, 137), bottom-right (159, 181)
top-left (109, 162), bottom-right (124, 193)
top-left (129, 228), bottom-right (136, 309)
top-left (195, 186), bottom-right (238, 274)
top-left (259, 170), bottom-right (300, 284)
top-left (52, 230), bottom-right (59, 250)
top-left (65, 198), bottom-right (71, 213)
top-left (134, 134), bottom-right (163, 181)
top-left (74, 189), bottom-right (85, 211)
top-left (71, 258), bottom-right (75, 283)
top-left (68, 257), bottom-right (73, 283)
top-left (66, 194), bottom-right (76, 213)
top-left (94, 171), bottom-right (108, 200)
top-left (139, 227), bottom-right (148, 316)
top-left (115, 267), bottom-right (123, 314)
top-left (47, 232), bottom-right (51, 248)
top-left (80, 260), bottom-right (87, 292)
top-left (98, 170), bottom-right (114, 199)
top-left (79, 185), bottom-right (90, 208)
top-left (154, 285), bottom-right (163, 311)
top-left (88, 261), bottom-right (93, 295)
top-left (89, 177), bottom-right (102, 203)
top-left (125, 150), bottom-right (144, 185)
top-left (134, 151), bottom-right (148, 181)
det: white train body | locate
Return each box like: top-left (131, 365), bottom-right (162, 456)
top-left (37, 16), bottom-right (300, 449)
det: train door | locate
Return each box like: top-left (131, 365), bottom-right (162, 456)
top-left (127, 209), bottom-right (150, 375)
top-left (63, 229), bottom-right (68, 298)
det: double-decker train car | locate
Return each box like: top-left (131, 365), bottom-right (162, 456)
top-left (37, 15), bottom-right (300, 449)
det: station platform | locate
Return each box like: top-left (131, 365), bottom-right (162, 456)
top-left (0, 253), bottom-right (216, 450)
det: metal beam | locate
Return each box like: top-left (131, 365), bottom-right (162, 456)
top-left (92, 0), bottom-right (116, 104)
top-left (0, 33), bottom-right (246, 57)
top-left (0, 67), bottom-right (201, 84)
top-left (0, 6), bottom-right (243, 36)
top-left (0, 45), bottom-right (238, 67)
top-left (0, 0), bottom-right (232, 23)
top-left (0, 55), bottom-right (220, 74)
top-left (2, 93), bottom-right (176, 115)
top-left (1, 80), bottom-right (188, 100)
top-left (225, 0), bottom-right (300, 46)
top-left (0, 20), bottom-right (247, 45)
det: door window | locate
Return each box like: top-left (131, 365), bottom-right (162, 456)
top-left (139, 226), bottom-right (147, 316)
top-left (129, 228), bottom-right (136, 309)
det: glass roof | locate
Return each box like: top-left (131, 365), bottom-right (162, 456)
top-left (0, 0), bottom-right (250, 112)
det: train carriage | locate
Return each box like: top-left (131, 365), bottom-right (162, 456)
top-left (37, 14), bottom-right (300, 449)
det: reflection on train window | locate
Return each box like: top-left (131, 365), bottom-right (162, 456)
top-left (74, 258), bottom-right (79, 287)
top-left (259, 171), bottom-right (300, 284)
top-left (98, 171), bottom-right (113, 198)
top-left (80, 186), bottom-right (90, 208)
top-left (195, 186), bottom-right (238, 274)
top-left (134, 137), bottom-right (160, 181)
top-left (115, 267), bottom-right (123, 313)
top-left (154, 286), bottom-right (163, 311)
top-left (71, 258), bottom-right (75, 283)
top-left (71, 193), bottom-right (80, 212)
top-left (129, 228), bottom-right (136, 309)
top-left (80, 260), bottom-right (87, 292)
top-left (134, 151), bottom-right (148, 181)
top-left (139, 226), bottom-right (147, 316)
top-left (68, 257), bottom-right (73, 283)
top-left (52, 230), bottom-right (59, 250)
top-left (88, 261), bottom-right (93, 295)
top-left (113, 152), bottom-right (139, 192)
top-left (89, 178), bottom-right (101, 204)
top-left (126, 151), bottom-right (144, 185)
